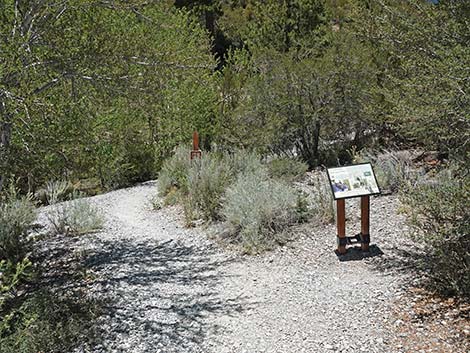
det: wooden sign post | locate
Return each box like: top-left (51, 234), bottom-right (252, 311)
top-left (327, 163), bottom-right (380, 255)
top-left (360, 195), bottom-right (370, 252)
top-left (190, 130), bottom-right (202, 160)
top-left (336, 198), bottom-right (347, 254)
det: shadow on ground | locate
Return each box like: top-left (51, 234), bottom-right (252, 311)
top-left (366, 243), bottom-right (431, 276)
top-left (83, 237), bottom-right (252, 351)
top-left (335, 244), bottom-right (384, 262)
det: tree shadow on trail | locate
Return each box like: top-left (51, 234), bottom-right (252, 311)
top-left (84, 237), bottom-right (253, 352)
top-left (366, 243), bottom-right (430, 276)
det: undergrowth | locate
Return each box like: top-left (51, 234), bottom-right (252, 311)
top-left (222, 169), bottom-right (306, 253)
top-left (267, 157), bottom-right (309, 182)
top-left (184, 155), bottom-right (234, 222)
top-left (0, 288), bottom-right (101, 353)
top-left (354, 149), bottom-right (421, 192)
top-left (308, 173), bottom-right (335, 224)
top-left (44, 183), bottom-right (104, 236)
top-left (400, 167), bottom-right (470, 298)
top-left (157, 147), bottom-right (310, 251)
top-left (47, 197), bottom-right (104, 236)
top-left (0, 194), bottom-right (36, 263)
top-left (1, 183), bottom-right (103, 353)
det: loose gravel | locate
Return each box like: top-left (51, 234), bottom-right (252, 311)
top-left (39, 180), bottom-right (425, 353)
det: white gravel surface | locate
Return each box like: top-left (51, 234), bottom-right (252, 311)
top-left (42, 181), bottom-right (415, 353)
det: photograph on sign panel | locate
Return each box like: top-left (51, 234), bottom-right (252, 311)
top-left (327, 164), bottom-right (380, 199)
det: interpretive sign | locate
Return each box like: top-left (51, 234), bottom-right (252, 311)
top-left (326, 163), bottom-right (380, 254)
top-left (326, 163), bottom-right (380, 200)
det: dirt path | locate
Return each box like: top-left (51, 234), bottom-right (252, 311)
top-left (70, 182), bottom-right (412, 353)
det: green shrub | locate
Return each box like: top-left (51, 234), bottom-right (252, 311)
top-left (401, 170), bottom-right (469, 297)
top-left (157, 145), bottom-right (192, 198)
top-left (0, 289), bottom-right (100, 353)
top-left (227, 150), bottom-right (266, 176)
top-left (0, 258), bottom-right (33, 311)
top-left (184, 154), bottom-right (234, 222)
top-left (267, 157), bottom-right (309, 181)
top-left (295, 191), bottom-right (312, 224)
top-left (150, 195), bottom-right (163, 210)
top-left (309, 173), bottom-right (335, 224)
top-left (44, 180), bottom-right (73, 205)
top-left (47, 198), bottom-right (104, 236)
top-left (0, 196), bottom-right (36, 263)
top-left (221, 171), bottom-right (302, 253)
top-left (354, 149), bottom-right (421, 192)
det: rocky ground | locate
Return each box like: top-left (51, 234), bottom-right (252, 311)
top-left (36, 181), bottom-right (469, 353)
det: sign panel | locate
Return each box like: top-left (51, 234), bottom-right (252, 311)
top-left (326, 163), bottom-right (380, 200)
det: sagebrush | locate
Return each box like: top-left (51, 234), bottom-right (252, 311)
top-left (184, 154), bottom-right (234, 222)
top-left (0, 289), bottom-right (100, 353)
top-left (267, 157), bottom-right (308, 182)
top-left (47, 197), bottom-right (104, 236)
top-left (308, 173), bottom-right (335, 224)
top-left (401, 169), bottom-right (470, 297)
top-left (44, 179), bottom-right (73, 205)
top-left (157, 145), bottom-right (192, 199)
top-left (0, 196), bottom-right (36, 263)
top-left (354, 149), bottom-right (420, 192)
top-left (221, 170), bottom-right (302, 253)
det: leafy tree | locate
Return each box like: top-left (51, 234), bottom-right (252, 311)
top-left (219, 0), bottom-right (327, 53)
top-left (350, 0), bottom-right (470, 161)
top-left (0, 0), bottom-right (217, 192)
top-left (217, 1), bottom-right (380, 167)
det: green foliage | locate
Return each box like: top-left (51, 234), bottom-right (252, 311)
top-left (0, 191), bottom-right (100, 353)
top-left (218, 30), bottom-right (380, 167)
top-left (354, 150), bottom-right (421, 193)
top-left (351, 0), bottom-right (470, 161)
top-left (44, 180), bottom-right (73, 205)
top-left (46, 197), bottom-right (104, 236)
top-left (219, 0), bottom-right (327, 52)
top-left (401, 170), bottom-right (470, 297)
top-left (0, 195), bottom-right (36, 263)
top-left (309, 173), bottom-right (335, 224)
top-left (184, 154), bottom-right (234, 222)
top-left (1, 2), bottom-right (217, 192)
top-left (0, 289), bottom-right (100, 353)
top-left (221, 170), bottom-right (302, 253)
top-left (267, 157), bottom-right (308, 182)
top-left (157, 146), bottom-right (192, 198)
top-left (0, 258), bottom-right (32, 311)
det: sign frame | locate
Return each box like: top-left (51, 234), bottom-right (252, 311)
top-left (326, 162), bottom-right (381, 201)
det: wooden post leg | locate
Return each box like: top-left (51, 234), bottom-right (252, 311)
top-left (360, 196), bottom-right (370, 252)
top-left (336, 199), bottom-right (347, 254)
top-left (190, 131), bottom-right (202, 160)
top-left (192, 130), bottom-right (199, 151)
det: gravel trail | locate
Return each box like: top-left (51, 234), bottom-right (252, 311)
top-left (65, 181), bottom-right (411, 353)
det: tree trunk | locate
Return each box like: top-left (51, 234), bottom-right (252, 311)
top-left (312, 120), bottom-right (321, 165)
top-left (0, 101), bottom-right (12, 193)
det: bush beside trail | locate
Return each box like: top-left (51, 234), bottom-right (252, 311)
top-left (222, 169), bottom-right (306, 253)
top-left (400, 169), bottom-right (470, 298)
top-left (157, 149), bottom-right (313, 252)
top-left (0, 183), bottom-right (104, 352)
